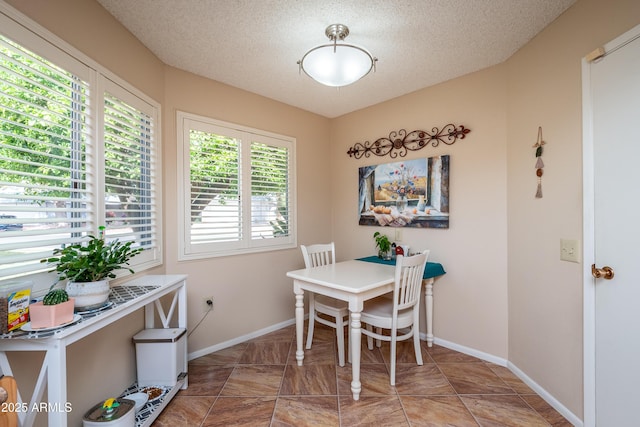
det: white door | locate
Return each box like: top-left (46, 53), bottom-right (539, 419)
top-left (583, 24), bottom-right (640, 427)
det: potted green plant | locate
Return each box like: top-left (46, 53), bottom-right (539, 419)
top-left (29, 285), bottom-right (75, 329)
top-left (373, 231), bottom-right (392, 260)
top-left (41, 226), bottom-right (143, 310)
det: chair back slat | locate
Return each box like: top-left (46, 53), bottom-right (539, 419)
top-left (394, 251), bottom-right (429, 311)
top-left (301, 242), bottom-right (336, 268)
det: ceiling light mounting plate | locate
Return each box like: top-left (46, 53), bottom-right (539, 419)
top-left (326, 24), bottom-right (349, 42)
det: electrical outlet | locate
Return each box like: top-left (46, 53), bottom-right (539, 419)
top-left (395, 228), bottom-right (402, 241)
top-left (560, 239), bottom-right (580, 263)
top-left (202, 296), bottom-right (214, 313)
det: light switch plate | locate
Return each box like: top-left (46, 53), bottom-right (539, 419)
top-left (560, 239), bottom-right (580, 263)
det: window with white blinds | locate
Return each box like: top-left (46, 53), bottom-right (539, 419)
top-left (250, 142), bottom-right (291, 240)
top-left (0, 14), bottom-right (161, 279)
top-left (177, 111), bottom-right (296, 259)
top-left (102, 85), bottom-right (158, 256)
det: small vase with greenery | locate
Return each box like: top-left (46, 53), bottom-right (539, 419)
top-left (373, 231), bottom-right (392, 260)
top-left (41, 226), bottom-right (143, 310)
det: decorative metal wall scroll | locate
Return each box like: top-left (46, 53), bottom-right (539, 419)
top-left (533, 126), bottom-right (545, 198)
top-left (347, 124), bottom-right (470, 159)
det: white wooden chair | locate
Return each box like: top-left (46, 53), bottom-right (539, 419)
top-left (360, 250), bottom-right (429, 385)
top-left (301, 243), bottom-right (350, 367)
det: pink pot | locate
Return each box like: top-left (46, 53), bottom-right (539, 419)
top-left (29, 298), bottom-right (75, 329)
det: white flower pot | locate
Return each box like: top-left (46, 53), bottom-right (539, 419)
top-left (66, 280), bottom-right (110, 310)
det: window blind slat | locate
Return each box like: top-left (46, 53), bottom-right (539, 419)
top-left (0, 130), bottom-right (90, 163)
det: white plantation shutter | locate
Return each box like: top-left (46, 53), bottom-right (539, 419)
top-left (0, 32), bottom-right (93, 277)
top-left (188, 129), bottom-right (241, 245)
top-left (102, 84), bottom-right (159, 256)
top-left (250, 140), bottom-right (291, 243)
top-left (0, 13), bottom-right (161, 279)
top-left (178, 111), bottom-right (296, 259)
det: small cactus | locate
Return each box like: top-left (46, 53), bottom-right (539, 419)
top-left (43, 288), bottom-right (69, 305)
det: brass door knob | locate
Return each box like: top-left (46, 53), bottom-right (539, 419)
top-left (592, 264), bottom-right (614, 280)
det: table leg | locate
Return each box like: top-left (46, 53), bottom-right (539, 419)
top-left (424, 278), bottom-right (434, 347)
top-left (294, 286), bottom-right (305, 366)
top-left (350, 311), bottom-right (362, 400)
top-left (178, 283), bottom-right (188, 389)
top-left (46, 345), bottom-right (68, 426)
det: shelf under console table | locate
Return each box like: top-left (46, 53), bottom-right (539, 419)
top-left (0, 274), bottom-right (188, 427)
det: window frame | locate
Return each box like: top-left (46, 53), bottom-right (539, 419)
top-left (177, 111), bottom-right (296, 260)
top-left (97, 76), bottom-right (162, 271)
top-left (0, 5), bottom-right (162, 285)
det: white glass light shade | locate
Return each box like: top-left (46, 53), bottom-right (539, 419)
top-left (300, 43), bottom-right (375, 87)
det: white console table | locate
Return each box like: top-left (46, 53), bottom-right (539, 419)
top-left (0, 274), bottom-right (188, 427)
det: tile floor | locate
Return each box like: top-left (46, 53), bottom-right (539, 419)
top-left (152, 323), bottom-right (573, 426)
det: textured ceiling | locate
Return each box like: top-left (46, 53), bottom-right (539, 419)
top-left (96, 0), bottom-right (575, 118)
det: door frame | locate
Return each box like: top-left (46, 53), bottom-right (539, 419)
top-left (582, 24), bottom-right (640, 427)
top-left (581, 50), bottom-right (595, 427)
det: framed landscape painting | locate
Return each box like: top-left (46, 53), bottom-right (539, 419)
top-left (358, 155), bottom-right (449, 228)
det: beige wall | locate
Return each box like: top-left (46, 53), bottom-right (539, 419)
top-left (5, 0), bottom-right (640, 424)
top-left (330, 66), bottom-right (510, 359)
top-left (506, 0), bottom-right (640, 418)
top-left (162, 66), bottom-right (331, 352)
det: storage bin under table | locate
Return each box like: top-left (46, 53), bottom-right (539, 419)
top-left (132, 328), bottom-right (186, 387)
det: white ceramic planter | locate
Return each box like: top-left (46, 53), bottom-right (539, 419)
top-left (66, 280), bottom-right (110, 310)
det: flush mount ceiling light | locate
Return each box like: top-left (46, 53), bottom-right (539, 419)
top-left (298, 24), bottom-right (377, 87)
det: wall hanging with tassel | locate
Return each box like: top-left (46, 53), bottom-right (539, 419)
top-left (533, 126), bottom-right (545, 198)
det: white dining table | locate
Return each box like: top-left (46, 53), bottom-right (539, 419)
top-left (286, 259), bottom-right (397, 400)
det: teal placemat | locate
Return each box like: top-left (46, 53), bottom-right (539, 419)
top-left (356, 256), bottom-right (446, 279)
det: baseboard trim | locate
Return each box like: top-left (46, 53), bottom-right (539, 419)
top-left (507, 361), bottom-right (582, 427)
top-left (430, 336), bottom-right (508, 367)
top-left (188, 318), bottom-right (296, 360)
